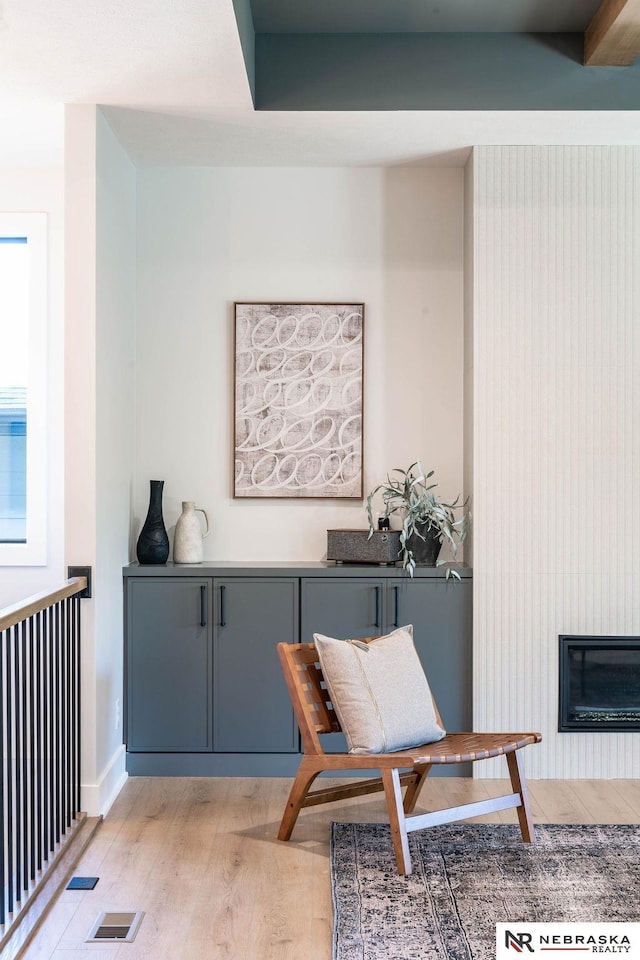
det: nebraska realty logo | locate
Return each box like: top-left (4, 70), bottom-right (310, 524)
top-left (496, 923), bottom-right (640, 957)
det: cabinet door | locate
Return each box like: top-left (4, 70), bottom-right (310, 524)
top-left (213, 578), bottom-right (299, 753)
top-left (301, 577), bottom-right (387, 753)
top-left (125, 577), bottom-right (212, 752)
top-left (300, 578), bottom-right (387, 643)
top-left (390, 578), bottom-right (472, 774)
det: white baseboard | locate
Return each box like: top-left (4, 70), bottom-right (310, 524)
top-left (81, 744), bottom-right (128, 817)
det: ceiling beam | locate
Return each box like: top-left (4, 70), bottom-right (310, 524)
top-left (584, 0), bottom-right (640, 65)
top-left (255, 34), bottom-right (640, 111)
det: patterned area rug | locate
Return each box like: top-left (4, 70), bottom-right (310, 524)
top-left (330, 822), bottom-right (640, 960)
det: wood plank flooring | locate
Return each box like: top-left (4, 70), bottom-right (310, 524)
top-left (21, 777), bottom-right (640, 960)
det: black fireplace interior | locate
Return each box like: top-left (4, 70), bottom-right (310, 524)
top-left (558, 636), bottom-right (640, 731)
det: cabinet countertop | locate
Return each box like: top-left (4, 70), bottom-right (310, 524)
top-left (123, 561), bottom-right (472, 579)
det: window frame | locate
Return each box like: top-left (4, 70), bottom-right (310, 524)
top-left (0, 212), bottom-right (47, 566)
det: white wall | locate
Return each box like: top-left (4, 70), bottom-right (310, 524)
top-left (135, 167), bottom-right (465, 559)
top-left (65, 105), bottom-right (98, 811)
top-left (95, 109), bottom-right (136, 806)
top-left (472, 146), bottom-right (640, 778)
top-left (0, 167), bottom-right (65, 608)
top-left (65, 106), bottom-right (135, 814)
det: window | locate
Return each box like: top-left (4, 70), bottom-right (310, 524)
top-left (0, 214), bottom-right (47, 565)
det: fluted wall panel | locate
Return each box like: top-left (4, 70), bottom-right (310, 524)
top-left (472, 146), bottom-right (640, 778)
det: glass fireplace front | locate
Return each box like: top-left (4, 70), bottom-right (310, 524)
top-left (558, 636), bottom-right (640, 731)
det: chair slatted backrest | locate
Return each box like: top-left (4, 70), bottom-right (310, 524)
top-left (277, 643), bottom-right (341, 755)
top-left (278, 636), bottom-right (446, 755)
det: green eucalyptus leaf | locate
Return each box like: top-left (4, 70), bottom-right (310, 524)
top-left (363, 458), bottom-right (470, 579)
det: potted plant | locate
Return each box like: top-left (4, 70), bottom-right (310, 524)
top-left (366, 461), bottom-right (469, 578)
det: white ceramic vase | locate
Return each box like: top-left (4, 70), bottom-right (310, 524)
top-left (173, 501), bottom-right (210, 563)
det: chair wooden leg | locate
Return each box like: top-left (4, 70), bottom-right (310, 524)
top-left (403, 763), bottom-right (432, 814)
top-left (278, 759), bottom-right (321, 841)
top-left (381, 768), bottom-right (412, 875)
top-left (506, 750), bottom-right (535, 843)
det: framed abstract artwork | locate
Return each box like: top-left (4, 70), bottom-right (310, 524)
top-left (233, 302), bottom-right (364, 498)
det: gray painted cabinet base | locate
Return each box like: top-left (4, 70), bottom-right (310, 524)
top-left (124, 562), bottom-right (472, 777)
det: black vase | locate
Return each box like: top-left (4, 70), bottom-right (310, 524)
top-left (136, 480), bottom-right (170, 565)
top-left (406, 522), bottom-right (442, 565)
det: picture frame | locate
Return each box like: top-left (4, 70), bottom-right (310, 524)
top-left (233, 302), bottom-right (364, 499)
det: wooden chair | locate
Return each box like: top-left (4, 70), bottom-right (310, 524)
top-left (277, 639), bottom-right (542, 875)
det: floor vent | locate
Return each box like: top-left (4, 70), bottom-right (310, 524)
top-left (86, 911), bottom-right (144, 942)
top-left (67, 876), bottom-right (99, 890)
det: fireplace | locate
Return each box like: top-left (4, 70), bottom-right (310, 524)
top-left (558, 636), bottom-right (640, 731)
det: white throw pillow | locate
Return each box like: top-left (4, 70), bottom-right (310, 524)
top-left (313, 625), bottom-right (446, 754)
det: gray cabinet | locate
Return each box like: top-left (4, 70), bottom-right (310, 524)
top-left (125, 574), bottom-right (298, 763)
top-left (389, 579), bottom-right (472, 733)
top-left (301, 577), bottom-right (387, 642)
top-left (213, 578), bottom-right (298, 753)
top-left (125, 577), bottom-right (213, 752)
top-left (301, 575), bottom-right (472, 773)
top-left (123, 562), bottom-right (471, 776)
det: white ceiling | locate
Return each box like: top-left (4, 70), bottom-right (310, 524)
top-left (1, 0), bottom-right (639, 168)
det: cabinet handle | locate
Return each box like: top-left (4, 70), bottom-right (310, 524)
top-left (394, 585), bottom-right (399, 628)
top-left (199, 585), bottom-right (206, 627)
top-left (220, 585), bottom-right (226, 626)
top-left (374, 586), bottom-right (381, 629)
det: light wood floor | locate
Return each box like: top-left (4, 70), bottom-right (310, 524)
top-left (22, 776), bottom-right (640, 960)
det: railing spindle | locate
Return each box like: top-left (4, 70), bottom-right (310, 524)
top-left (70, 599), bottom-right (77, 819)
top-left (48, 605), bottom-right (55, 856)
top-left (29, 616), bottom-right (36, 882)
top-left (6, 625), bottom-right (14, 915)
top-left (14, 623), bottom-right (22, 904)
top-left (0, 628), bottom-right (5, 926)
top-left (43, 606), bottom-right (50, 861)
top-left (35, 610), bottom-right (43, 873)
top-left (60, 599), bottom-right (66, 833)
top-left (54, 603), bottom-right (60, 846)
top-left (65, 598), bottom-right (71, 828)
top-left (74, 596), bottom-right (81, 815)
top-left (21, 619), bottom-right (30, 891)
